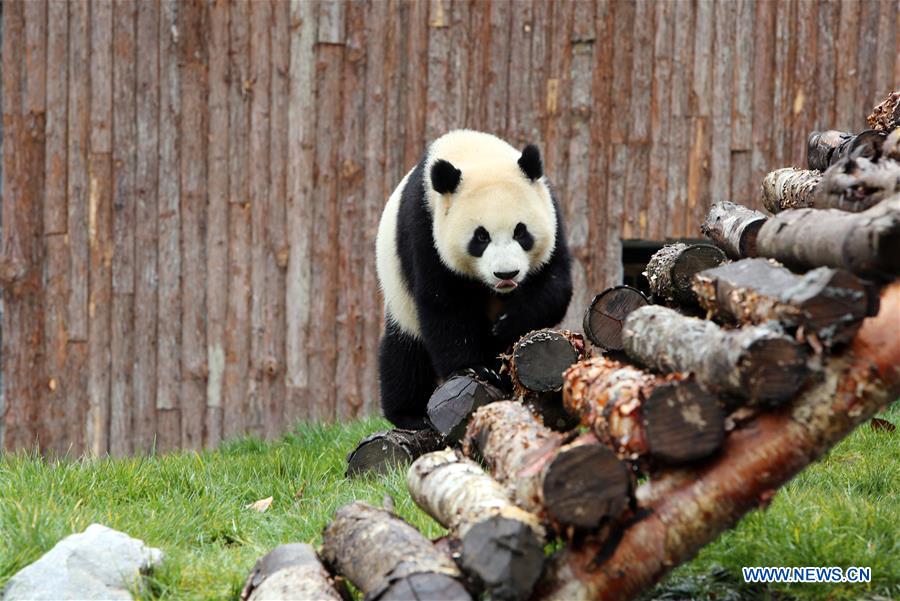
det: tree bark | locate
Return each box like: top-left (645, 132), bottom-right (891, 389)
top-left (407, 449), bottom-right (545, 601)
top-left (320, 501), bottom-right (471, 601)
top-left (644, 243), bottom-right (727, 306)
top-left (623, 305), bottom-right (809, 406)
top-left (464, 401), bottom-right (632, 529)
top-left (241, 544), bottom-right (348, 601)
top-left (755, 194), bottom-right (900, 280)
top-left (806, 129), bottom-right (885, 171)
top-left (867, 89), bottom-right (900, 132)
top-left (562, 357), bottom-right (724, 464)
top-left (426, 373), bottom-right (505, 444)
top-left (814, 155), bottom-right (900, 212)
top-left (583, 286), bottom-right (650, 351)
top-left (535, 282), bottom-right (900, 601)
top-left (692, 258), bottom-right (869, 348)
top-left (700, 201), bottom-right (767, 259)
top-left (761, 167), bottom-right (822, 213)
top-left (345, 428), bottom-right (444, 477)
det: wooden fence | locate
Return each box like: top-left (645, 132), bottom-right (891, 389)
top-left (1, 0), bottom-right (897, 455)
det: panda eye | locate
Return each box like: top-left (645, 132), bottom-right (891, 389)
top-left (513, 223), bottom-right (528, 240)
top-left (475, 227), bottom-right (490, 243)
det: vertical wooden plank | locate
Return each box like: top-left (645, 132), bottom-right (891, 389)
top-left (875, 0), bottom-right (897, 106)
top-left (285, 0), bottom-right (317, 423)
top-left (157, 0), bottom-right (181, 450)
top-left (834, 0), bottom-right (860, 130)
top-left (179, 0), bottom-right (208, 449)
top-left (856, 0), bottom-right (880, 120)
top-left (44, 1), bottom-right (67, 236)
top-left (506, 1), bottom-right (534, 147)
top-left (686, 0), bottom-right (712, 236)
top-left (730, 0), bottom-right (755, 202)
top-left (789, 0), bottom-right (818, 166)
top-left (426, 0), bottom-right (451, 141)
top-left (814, 0), bottom-right (838, 130)
top-left (110, 0), bottom-right (137, 456)
top-left (464, 0), bottom-right (491, 128)
top-left (665, 0), bottom-right (693, 236)
top-left (624, 0), bottom-right (652, 240)
top-left (205, 0), bottom-right (228, 447)
top-left (448, 0), bottom-right (471, 129)
top-left (133, 0), bottom-right (159, 453)
top-left (750, 0), bottom-right (775, 211)
top-left (770, 0), bottom-right (794, 167)
top-left (87, 0), bottom-right (113, 457)
top-left (710, 0), bottom-right (734, 206)
top-left (486, 0), bottom-right (512, 137)
top-left (403, 0), bottom-right (427, 166)
top-left (223, 0), bottom-right (250, 440)
top-left (544, 1), bottom-right (574, 198)
top-left (335, 0), bottom-right (367, 421)
top-left (647, 0), bottom-right (673, 240)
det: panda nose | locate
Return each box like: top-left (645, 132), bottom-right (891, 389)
top-left (494, 270), bottom-right (519, 280)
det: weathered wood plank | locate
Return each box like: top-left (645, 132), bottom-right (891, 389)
top-left (666, 0), bottom-right (693, 236)
top-left (750, 0), bottom-right (775, 212)
top-left (875, 0), bottom-right (898, 107)
top-left (486, 0), bottom-right (512, 137)
top-left (790, 0), bottom-right (818, 167)
top-left (45, 0), bottom-right (68, 236)
top-left (505, 0), bottom-right (533, 147)
top-left (625, 0), bottom-right (651, 240)
top-left (856, 0), bottom-right (880, 124)
top-left (814, 0), bottom-right (838, 129)
top-left (770, 0), bottom-right (794, 167)
top-left (687, 0), bottom-right (712, 234)
top-left (403, 0), bottom-right (427, 167)
top-left (647, 0), bottom-right (672, 241)
top-left (834, 0), bottom-right (860, 131)
top-left (710, 0), bottom-right (734, 209)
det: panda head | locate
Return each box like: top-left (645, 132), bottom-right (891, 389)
top-left (426, 135), bottom-right (557, 294)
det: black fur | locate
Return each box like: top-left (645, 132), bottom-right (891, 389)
top-left (518, 144), bottom-right (543, 181)
top-left (430, 159), bottom-right (462, 194)
top-left (379, 157), bottom-right (573, 428)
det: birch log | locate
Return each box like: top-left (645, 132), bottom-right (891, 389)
top-left (761, 167), bottom-right (822, 213)
top-left (464, 401), bottom-right (632, 529)
top-left (623, 305), bottom-right (809, 406)
top-left (692, 258), bottom-right (868, 347)
top-left (814, 155), bottom-right (900, 212)
top-left (320, 502), bottom-right (471, 601)
top-left (427, 373), bottom-right (505, 443)
top-left (806, 129), bottom-right (884, 171)
top-left (407, 449), bottom-right (545, 601)
top-left (346, 428), bottom-right (444, 477)
top-left (867, 90), bottom-right (900, 132)
top-left (562, 357), bottom-right (724, 464)
top-left (583, 286), bottom-right (650, 351)
top-left (241, 544), bottom-right (347, 601)
top-left (700, 201), bottom-right (767, 259)
top-left (644, 243), bottom-right (727, 306)
top-left (535, 282), bottom-right (900, 601)
top-left (755, 195), bottom-right (900, 280)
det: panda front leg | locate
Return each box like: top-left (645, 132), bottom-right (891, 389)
top-left (378, 322), bottom-right (438, 430)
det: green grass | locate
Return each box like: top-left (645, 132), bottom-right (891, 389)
top-left (1, 404), bottom-right (897, 601)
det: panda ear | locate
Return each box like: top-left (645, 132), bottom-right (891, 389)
top-left (431, 159), bottom-right (462, 195)
top-left (518, 144), bottom-right (543, 181)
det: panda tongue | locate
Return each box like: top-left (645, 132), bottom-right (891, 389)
top-left (496, 279), bottom-right (518, 290)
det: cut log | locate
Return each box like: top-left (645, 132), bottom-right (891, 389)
top-left (320, 501), bottom-right (471, 601)
top-left (563, 357), bottom-right (724, 464)
top-left (583, 286), bottom-right (650, 351)
top-left (623, 305), bottom-right (809, 406)
top-left (345, 428), bottom-right (444, 477)
top-left (814, 155), bottom-right (900, 212)
top-left (535, 282), bottom-right (900, 601)
top-left (426, 373), bottom-right (505, 444)
top-left (867, 90), bottom-right (900, 132)
top-left (755, 194), bottom-right (900, 280)
top-left (464, 401), bottom-right (632, 529)
top-left (507, 330), bottom-right (585, 430)
top-left (241, 543), bottom-right (347, 601)
top-left (806, 129), bottom-right (885, 171)
top-left (644, 243), bottom-right (728, 306)
top-left (692, 258), bottom-right (868, 347)
top-left (760, 167), bottom-right (822, 213)
top-left (700, 201), bottom-right (767, 259)
top-left (407, 449), bottom-right (545, 601)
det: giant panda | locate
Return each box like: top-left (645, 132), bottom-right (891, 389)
top-left (375, 130), bottom-right (573, 429)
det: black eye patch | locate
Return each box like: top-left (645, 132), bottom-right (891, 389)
top-left (513, 222), bottom-right (534, 251)
top-left (468, 226), bottom-right (491, 257)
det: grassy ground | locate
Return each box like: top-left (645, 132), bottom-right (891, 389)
top-left (1, 403), bottom-right (897, 601)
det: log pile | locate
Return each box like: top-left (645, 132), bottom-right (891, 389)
top-left (264, 90), bottom-right (900, 601)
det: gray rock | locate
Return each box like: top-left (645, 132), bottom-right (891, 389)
top-left (2, 524), bottom-right (163, 601)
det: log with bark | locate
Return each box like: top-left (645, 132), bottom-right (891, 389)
top-left (700, 201), bottom-right (767, 259)
top-left (507, 329), bottom-right (586, 430)
top-left (583, 286), bottom-right (650, 351)
top-left (241, 543), bottom-right (348, 601)
top-left (346, 428), bottom-right (444, 477)
top-left (407, 449), bottom-right (545, 601)
top-left (867, 90), bottom-right (900, 132)
top-left (692, 258), bottom-right (869, 348)
top-left (806, 129), bottom-right (885, 171)
top-left (426, 371), bottom-right (505, 444)
top-left (535, 282), bottom-right (900, 601)
top-left (562, 357), bottom-right (724, 464)
top-left (814, 154), bottom-right (900, 212)
top-left (622, 305), bottom-right (810, 406)
top-left (644, 243), bottom-right (727, 306)
top-left (754, 194), bottom-right (900, 280)
top-left (464, 401), bottom-right (632, 529)
top-left (761, 167), bottom-right (822, 213)
top-left (321, 501), bottom-right (471, 601)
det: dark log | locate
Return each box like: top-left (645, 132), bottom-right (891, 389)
top-left (426, 373), bottom-right (505, 444)
top-left (345, 428), bottom-right (444, 477)
top-left (692, 258), bottom-right (868, 347)
top-left (321, 501), bottom-right (471, 601)
top-left (755, 194), bottom-right (900, 280)
top-left (806, 129), bottom-right (885, 171)
top-left (407, 449), bottom-right (545, 601)
top-left (644, 243), bottom-right (727, 306)
top-left (534, 282), bottom-right (900, 601)
top-left (241, 543), bottom-right (348, 601)
top-left (623, 305), bottom-right (809, 406)
top-left (814, 154), bottom-right (900, 212)
top-left (761, 167), bottom-right (822, 213)
top-left (582, 286), bottom-right (650, 351)
top-left (867, 90), bottom-right (900, 132)
top-left (464, 401), bottom-right (632, 529)
top-left (700, 201), bottom-right (767, 259)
